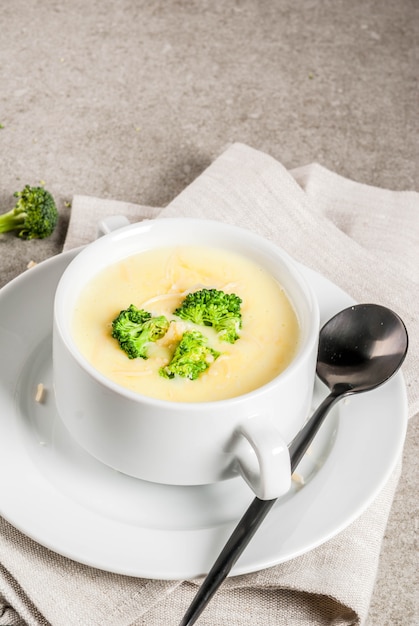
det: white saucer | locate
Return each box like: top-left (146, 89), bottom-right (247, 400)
top-left (0, 249), bottom-right (408, 579)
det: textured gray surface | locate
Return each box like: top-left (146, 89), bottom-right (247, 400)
top-left (0, 1), bottom-right (418, 624)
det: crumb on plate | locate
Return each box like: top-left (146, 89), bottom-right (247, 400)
top-left (35, 383), bottom-right (45, 403)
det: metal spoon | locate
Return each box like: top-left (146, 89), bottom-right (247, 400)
top-left (179, 303), bottom-right (408, 626)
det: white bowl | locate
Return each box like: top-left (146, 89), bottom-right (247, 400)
top-left (53, 218), bottom-right (320, 499)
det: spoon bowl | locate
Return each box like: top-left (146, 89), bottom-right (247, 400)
top-left (317, 304), bottom-right (408, 394)
top-left (180, 303), bottom-right (408, 626)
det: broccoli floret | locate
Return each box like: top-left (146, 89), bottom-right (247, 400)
top-left (174, 288), bottom-right (242, 343)
top-left (0, 185), bottom-right (58, 239)
top-left (111, 304), bottom-right (170, 359)
top-left (159, 330), bottom-right (220, 380)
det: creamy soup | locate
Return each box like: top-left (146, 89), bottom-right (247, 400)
top-left (72, 246), bottom-right (300, 402)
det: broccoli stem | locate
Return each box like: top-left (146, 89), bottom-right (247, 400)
top-left (0, 209), bottom-right (25, 233)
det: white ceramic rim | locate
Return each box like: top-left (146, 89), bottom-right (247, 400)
top-left (54, 218), bottom-right (320, 409)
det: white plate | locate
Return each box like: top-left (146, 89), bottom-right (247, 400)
top-left (0, 249), bottom-right (408, 579)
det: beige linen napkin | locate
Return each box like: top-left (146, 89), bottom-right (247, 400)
top-left (1, 143), bottom-right (417, 626)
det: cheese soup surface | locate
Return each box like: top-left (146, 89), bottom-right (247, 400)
top-left (72, 246), bottom-right (300, 402)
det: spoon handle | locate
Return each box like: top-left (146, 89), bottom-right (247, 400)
top-left (178, 496), bottom-right (275, 626)
top-left (178, 392), bottom-right (340, 626)
top-left (288, 391), bottom-right (341, 469)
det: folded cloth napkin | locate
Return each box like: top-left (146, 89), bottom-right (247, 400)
top-left (1, 143), bottom-right (417, 626)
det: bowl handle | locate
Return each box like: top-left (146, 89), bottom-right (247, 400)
top-left (233, 416), bottom-right (291, 500)
top-left (96, 215), bottom-right (130, 238)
